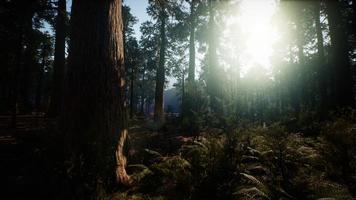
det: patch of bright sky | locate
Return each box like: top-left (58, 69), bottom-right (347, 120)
top-left (224, 0), bottom-right (279, 76)
top-left (124, 0), bottom-right (150, 39)
top-left (40, 0), bottom-right (72, 35)
top-left (125, 1), bottom-right (179, 88)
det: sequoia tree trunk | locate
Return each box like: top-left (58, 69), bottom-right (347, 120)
top-left (326, 0), bottom-right (354, 108)
top-left (130, 67), bottom-right (135, 118)
top-left (188, 0), bottom-right (196, 85)
top-left (314, 1), bottom-right (328, 111)
top-left (207, 0), bottom-right (221, 114)
top-left (140, 64), bottom-right (146, 114)
top-left (20, 6), bottom-right (36, 113)
top-left (35, 44), bottom-right (46, 112)
top-left (183, 0), bottom-right (197, 120)
top-left (154, 6), bottom-right (167, 125)
top-left (61, 0), bottom-right (131, 185)
top-left (48, 0), bottom-right (67, 117)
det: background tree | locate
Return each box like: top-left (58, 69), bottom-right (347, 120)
top-left (206, 0), bottom-right (221, 114)
top-left (151, 0), bottom-right (169, 125)
top-left (126, 37), bottom-right (142, 118)
top-left (48, 0), bottom-right (67, 117)
top-left (122, 5), bottom-right (144, 118)
top-left (139, 21), bottom-right (160, 116)
top-left (0, 0), bottom-right (55, 126)
top-left (313, 0), bottom-right (328, 112)
top-left (326, 0), bottom-right (354, 108)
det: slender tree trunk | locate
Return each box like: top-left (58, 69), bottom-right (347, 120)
top-left (130, 67), bottom-right (135, 118)
top-left (207, 0), bottom-right (219, 114)
top-left (181, 70), bottom-right (185, 116)
top-left (140, 96), bottom-right (145, 114)
top-left (35, 44), bottom-right (46, 112)
top-left (351, 0), bottom-right (356, 40)
top-left (279, 85), bottom-right (283, 115)
top-left (11, 32), bottom-right (23, 129)
top-left (188, 0), bottom-right (196, 85)
top-left (61, 0), bottom-right (131, 185)
top-left (154, 6), bottom-right (167, 125)
top-left (183, 0), bottom-right (196, 122)
top-left (140, 64), bottom-right (146, 114)
top-left (20, 8), bottom-right (36, 113)
top-left (146, 100), bottom-right (151, 116)
top-left (48, 0), bottom-right (67, 117)
top-left (314, 1), bottom-right (328, 111)
top-left (11, 1), bottom-right (30, 127)
top-left (326, 0), bottom-right (354, 107)
top-left (296, 13), bottom-right (306, 111)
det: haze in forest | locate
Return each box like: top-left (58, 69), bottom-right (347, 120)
top-left (1, 0), bottom-right (356, 199)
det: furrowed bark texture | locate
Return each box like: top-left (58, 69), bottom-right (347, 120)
top-left (61, 0), bottom-right (130, 185)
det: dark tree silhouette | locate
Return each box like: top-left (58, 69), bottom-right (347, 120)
top-left (314, 1), bottom-right (328, 111)
top-left (206, 0), bottom-right (221, 114)
top-left (154, 0), bottom-right (168, 125)
top-left (326, 0), bottom-right (354, 108)
top-left (188, 0), bottom-right (197, 85)
top-left (48, 0), bottom-right (67, 117)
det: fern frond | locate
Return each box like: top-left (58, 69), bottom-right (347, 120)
top-left (144, 148), bottom-right (162, 158)
top-left (240, 173), bottom-right (265, 190)
top-left (234, 187), bottom-right (270, 200)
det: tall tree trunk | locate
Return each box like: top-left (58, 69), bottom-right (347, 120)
top-left (140, 64), bottom-right (146, 114)
top-left (188, 0), bottom-right (196, 85)
top-left (207, 0), bottom-right (220, 114)
top-left (146, 99), bottom-right (151, 116)
top-left (297, 11), bottom-right (306, 109)
top-left (351, 0), bottom-right (356, 39)
top-left (314, 1), bottom-right (328, 111)
top-left (130, 67), bottom-right (135, 118)
top-left (183, 0), bottom-right (196, 122)
top-left (11, 32), bottom-right (23, 129)
top-left (20, 7), bottom-right (36, 113)
top-left (181, 70), bottom-right (185, 116)
top-left (61, 0), bottom-right (131, 185)
top-left (154, 6), bottom-right (167, 125)
top-left (140, 96), bottom-right (145, 114)
top-left (326, 0), bottom-right (354, 108)
top-left (35, 44), bottom-right (46, 112)
top-left (11, 0), bottom-right (33, 125)
top-left (48, 0), bottom-right (66, 117)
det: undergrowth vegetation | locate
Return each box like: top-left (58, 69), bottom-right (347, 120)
top-left (111, 109), bottom-right (356, 200)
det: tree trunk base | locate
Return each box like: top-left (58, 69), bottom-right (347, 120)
top-left (116, 129), bottom-right (132, 186)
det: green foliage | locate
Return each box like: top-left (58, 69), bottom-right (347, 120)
top-left (235, 186), bottom-right (270, 200)
top-left (138, 154), bottom-right (192, 199)
top-left (234, 121), bottom-right (355, 199)
top-left (124, 116), bottom-right (356, 199)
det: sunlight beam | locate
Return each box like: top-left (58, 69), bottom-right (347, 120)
top-left (224, 0), bottom-right (279, 75)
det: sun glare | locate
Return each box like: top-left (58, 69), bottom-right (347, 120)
top-left (224, 0), bottom-right (279, 75)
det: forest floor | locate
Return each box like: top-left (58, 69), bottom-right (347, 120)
top-left (127, 117), bottom-right (197, 157)
top-left (1, 115), bottom-right (356, 200)
top-left (0, 115), bottom-right (51, 199)
top-left (115, 116), bottom-right (356, 200)
top-left (0, 115), bottom-right (189, 199)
